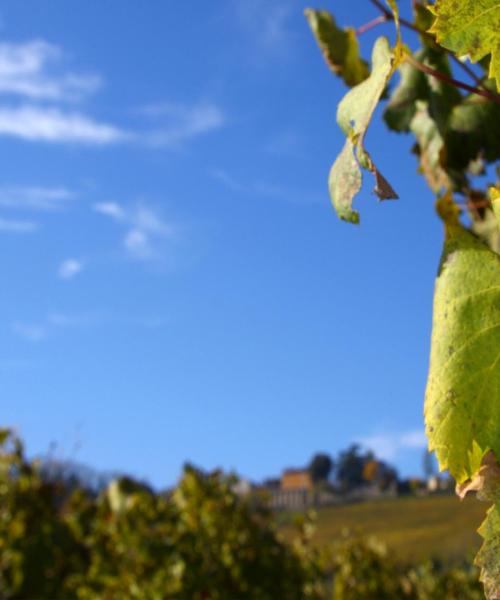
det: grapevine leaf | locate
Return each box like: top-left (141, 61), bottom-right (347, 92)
top-left (424, 199), bottom-right (500, 484)
top-left (476, 503), bottom-right (500, 600)
top-left (304, 9), bottom-right (369, 87)
top-left (329, 37), bottom-right (398, 223)
top-left (428, 0), bottom-right (500, 91)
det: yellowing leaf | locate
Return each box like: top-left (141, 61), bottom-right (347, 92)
top-left (329, 37), bottom-right (398, 223)
top-left (424, 211), bottom-right (500, 484)
top-left (304, 9), bottom-right (369, 87)
top-left (476, 503), bottom-right (500, 600)
top-left (429, 0), bottom-right (500, 91)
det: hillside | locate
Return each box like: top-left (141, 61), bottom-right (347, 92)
top-left (281, 494), bottom-right (487, 564)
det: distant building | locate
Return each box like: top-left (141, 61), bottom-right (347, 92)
top-left (281, 468), bottom-right (313, 491)
top-left (232, 478), bottom-right (252, 496)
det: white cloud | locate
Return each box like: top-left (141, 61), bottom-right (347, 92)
top-left (0, 185), bottom-right (73, 210)
top-left (93, 202), bottom-right (176, 261)
top-left (0, 217), bottom-right (38, 233)
top-left (358, 429), bottom-right (427, 461)
top-left (124, 229), bottom-right (150, 259)
top-left (0, 40), bottom-right (100, 101)
top-left (140, 102), bottom-right (225, 147)
top-left (0, 105), bottom-right (127, 144)
top-left (11, 321), bottom-right (46, 342)
top-left (399, 430), bottom-right (427, 448)
top-left (0, 39), bottom-right (224, 147)
top-left (93, 201), bottom-right (126, 220)
top-left (0, 39), bottom-right (125, 145)
top-left (58, 258), bottom-right (84, 280)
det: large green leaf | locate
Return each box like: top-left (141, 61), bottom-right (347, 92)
top-left (304, 9), bottom-right (369, 87)
top-left (424, 205), bottom-right (500, 484)
top-left (329, 37), bottom-right (398, 223)
top-left (428, 0), bottom-right (500, 91)
top-left (476, 503), bottom-right (500, 600)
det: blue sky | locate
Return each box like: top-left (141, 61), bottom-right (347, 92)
top-left (0, 1), bottom-right (444, 488)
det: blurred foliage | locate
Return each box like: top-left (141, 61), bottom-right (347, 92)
top-left (0, 429), bottom-right (485, 599)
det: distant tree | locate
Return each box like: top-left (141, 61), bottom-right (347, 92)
top-left (423, 450), bottom-right (437, 479)
top-left (337, 445), bottom-right (398, 492)
top-left (335, 445), bottom-right (367, 491)
top-left (308, 453), bottom-right (333, 484)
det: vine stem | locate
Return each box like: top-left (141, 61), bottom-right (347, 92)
top-left (356, 14), bottom-right (388, 35)
top-left (366, 0), bottom-right (494, 95)
top-left (405, 54), bottom-right (500, 104)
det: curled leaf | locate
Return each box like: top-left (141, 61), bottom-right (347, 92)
top-left (329, 37), bottom-right (398, 223)
top-left (304, 9), bottom-right (369, 87)
top-left (456, 451), bottom-right (500, 502)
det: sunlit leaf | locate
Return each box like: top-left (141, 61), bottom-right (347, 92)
top-left (425, 198), bottom-right (500, 484)
top-left (429, 0), bottom-right (500, 91)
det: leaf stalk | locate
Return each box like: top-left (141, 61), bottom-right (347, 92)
top-left (405, 54), bottom-right (500, 105)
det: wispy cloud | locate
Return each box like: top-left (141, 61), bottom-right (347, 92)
top-left (93, 201), bottom-right (176, 260)
top-left (0, 39), bottom-right (225, 147)
top-left (209, 168), bottom-right (316, 204)
top-left (210, 168), bottom-right (283, 197)
top-left (12, 311), bottom-right (97, 342)
top-left (358, 429), bottom-right (427, 461)
top-left (93, 201), bottom-right (126, 220)
top-left (11, 321), bottom-right (46, 342)
top-left (58, 258), bottom-right (84, 280)
top-left (11, 310), bottom-right (168, 342)
top-left (0, 217), bottom-right (38, 233)
top-left (47, 312), bottom-right (96, 327)
top-left (0, 39), bottom-right (126, 145)
top-left (0, 40), bottom-right (100, 102)
top-left (0, 105), bottom-right (127, 144)
top-left (0, 185), bottom-right (73, 211)
top-left (0, 33), bottom-right (231, 152)
top-left (139, 102), bottom-right (225, 147)
top-left (232, 1), bottom-right (294, 60)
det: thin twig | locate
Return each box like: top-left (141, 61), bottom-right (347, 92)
top-left (356, 14), bottom-right (388, 35)
top-left (405, 54), bottom-right (500, 104)
top-left (366, 0), bottom-right (491, 93)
